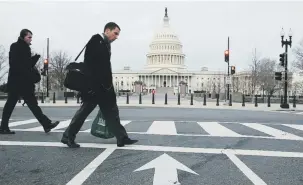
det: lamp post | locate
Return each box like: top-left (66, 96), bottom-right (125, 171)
top-left (280, 28), bottom-right (292, 109)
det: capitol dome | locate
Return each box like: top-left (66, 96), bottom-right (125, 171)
top-left (145, 8), bottom-right (186, 71)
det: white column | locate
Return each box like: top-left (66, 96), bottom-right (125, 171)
top-left (158, 75), bottom-right (160, 87)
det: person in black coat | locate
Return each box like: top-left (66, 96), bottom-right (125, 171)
top-left (61, 22), bottom-right (138, 148)
top-left (0, 29), bottom-right (60, 134)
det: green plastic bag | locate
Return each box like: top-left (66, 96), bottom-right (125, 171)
top-left (90, 109), bottom-right (115, 139)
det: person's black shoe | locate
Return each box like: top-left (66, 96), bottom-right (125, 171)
top-left (0, 128), bottom-right (15, 134)
top-left (61, 136), bottom-right (68, 144)
top-left (67, 140), bottom-right (80, 148)
top-left (117, 137), bottom-right (138, 147)
top-left (61, 136), bottom-right (80, 148)
top-left (43, 121), bottom-right (60, 133)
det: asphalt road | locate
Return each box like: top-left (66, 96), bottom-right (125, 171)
top-left (1, 106), bottom-right (303, 185)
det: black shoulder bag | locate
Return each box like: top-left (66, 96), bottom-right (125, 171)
top-left (64, 34), bottom-right (103, 92)
top-left (63, 40), bottom-right (90, 92)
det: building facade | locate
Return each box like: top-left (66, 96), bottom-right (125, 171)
top-left (112, 8), bottom-right (226, 95)
top-left (112, 8), bottom-right (297, 96)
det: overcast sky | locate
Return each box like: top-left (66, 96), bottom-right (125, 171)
top-left (0, 0), bottom-right (302, 73)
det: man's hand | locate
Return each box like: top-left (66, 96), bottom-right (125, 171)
top-left (32, 54), bottom-right (40, 60)
top-left (31, 54), bottom-right (41, 65)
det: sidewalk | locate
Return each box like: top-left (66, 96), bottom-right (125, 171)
top-left (1, 98), bottom-right (302, 112)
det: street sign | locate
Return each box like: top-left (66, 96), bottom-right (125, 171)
top-left (226, 76), bottom-right (231, 85)
top-left (134, 153), bottom-right (199, 185)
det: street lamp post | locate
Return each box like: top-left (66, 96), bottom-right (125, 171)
top-left (280, 28), bottom-right (292, 109)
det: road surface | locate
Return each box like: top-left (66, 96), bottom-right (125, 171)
top-left (1, 106), bottom-right (303, 185)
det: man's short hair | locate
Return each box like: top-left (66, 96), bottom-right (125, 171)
top-left (104, 22), bottom-right (120, 32)
top-left (20, 29), bottom-right (32, 38)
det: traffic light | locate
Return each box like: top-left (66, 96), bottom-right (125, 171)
top-left (44, 59), bottom-right (48, 70)
top-left (279, 53), bottom-right (285, 66)
top-left (224, 50), bottom-right (229, 62)
top-left (275, 72), bottom-right (282, 80)
top-left (231, 66), bottom-right (235, 75)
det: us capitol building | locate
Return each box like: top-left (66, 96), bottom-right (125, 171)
top-left (112, 8), bottom-right (229, 95)
top-left (112, 8), bottom-right (295, 96)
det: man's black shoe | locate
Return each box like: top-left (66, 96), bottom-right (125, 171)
top-left (117, 137), bottom-right (138, 147)
top-left (43, 121), bottom-right (60, 133)
top-left (0, 128), bottom-right (15, 134)
top-left (61, 137), bottom-right (80, 148)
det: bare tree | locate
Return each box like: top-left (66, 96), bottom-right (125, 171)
top-left (0, 45), bottom-right (8, 83)
top-left (49, 51), bottom-right (71, 91)
top-left (292, 80), bottom-right (303, 96)
top-left (292, 39), bottom-right (303, 71)
top-left (249, 48), bottom-right (261, 95)
top-left (258, 58), bottom-right (280, 96)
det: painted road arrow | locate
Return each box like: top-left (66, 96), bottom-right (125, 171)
top-left (134, 153), bottom-right (199, 185)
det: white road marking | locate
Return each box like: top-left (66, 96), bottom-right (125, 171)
top-left (197, 122), bottom-right (242, 137)
top-left (9, 129), bottom-right (303, 141)
top-left (241, 123), bottom-right (303, 140)
top-left (121, 120), bottom-right (131, 126)
top-left (282, 124), bottom-right (303, 131)
top-left (1, 141), bottom-right (303, 158)
top-left (9, 119), bottom-right (38, 127)
top-left (65, 148), bottom-right (115, 185)
top-left (146, 121), bottom-right (177, 135)
top-left (24, 119), bottom-right (90, 131)
top-left (224, 151), bottom-right (267, 185)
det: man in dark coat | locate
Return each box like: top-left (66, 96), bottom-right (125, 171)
top-left (0, 29), bottom-right (60, 134)
top-left (61, 22), bottom-right (138, 148)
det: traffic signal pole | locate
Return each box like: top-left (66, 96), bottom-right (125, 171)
top-left (279, 28), bottom-right (292, 109)
top-left (281, 43), bottom-right (289, 108)
top-left (227, 37), bottom-right (230, 100)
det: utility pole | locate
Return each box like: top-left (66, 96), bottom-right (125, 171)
top-left (46, 38), bottom-right (49, 98)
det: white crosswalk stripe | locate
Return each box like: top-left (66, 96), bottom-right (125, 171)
top-left (240, 123), bottom-right (302, 140)
top-left (197, 122), bottom-right (241, 137)
top-left (8, 119), bottom-right (38, 127)
top-left (283, 124), bottom-right (303, 131)
top-left (146, 121), bottom-right (177, 135)
top-left (6, 119), bottom-right (303, 141)
top-left (24, 119), bottom-right (73, 131)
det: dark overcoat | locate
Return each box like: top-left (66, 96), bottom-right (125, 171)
top-left (7, 38), bottom-right (39, 94)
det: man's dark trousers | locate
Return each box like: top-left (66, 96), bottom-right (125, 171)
top-left (63, 87), bottom-right (128, 141)
top-left (1, 91), bottom-right (53, 129)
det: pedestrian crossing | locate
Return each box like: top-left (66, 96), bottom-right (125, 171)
top-left (5, 118), bottom-right (303, 141)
